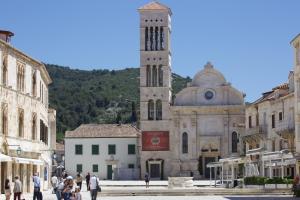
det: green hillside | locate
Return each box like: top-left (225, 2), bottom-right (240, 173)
top-left (45, 64), bottom-right (191, 141)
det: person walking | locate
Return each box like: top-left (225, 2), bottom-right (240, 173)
top-left (4, 179), bottom-right (11, 200)
top-left (85, 172), bottom-right (90, 191)
top-left (33, 172), bottom-right (41, 200)
top-left (89, 175), bottom-right (99, 200)
top-left (144, 172), bottom-right (150, 188)
top-left (51, 175), bottom-right (58, 193)
top-left (63, 176), bottom-right (73, 200)
top-left (13, 176), bottom-right (22, 200)
top-left (56, 177), bottom-right (64, 200)
top-left (75, 186), bottom-right (82, 200)
top-left (75, 173), bottom-right (83, 190)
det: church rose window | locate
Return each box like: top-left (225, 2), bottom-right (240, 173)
top-left (204, 91), bottom-right (214, 100)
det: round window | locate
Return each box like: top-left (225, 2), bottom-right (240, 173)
top-left (205, 91), bottom-right (214, 100)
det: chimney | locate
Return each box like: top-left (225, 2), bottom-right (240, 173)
top-left (0, 30), bottom-right (14, 43)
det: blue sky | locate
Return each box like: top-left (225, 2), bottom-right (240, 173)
top-left (1, 0), bottom-right (300, 102)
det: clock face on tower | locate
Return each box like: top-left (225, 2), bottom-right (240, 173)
top-left (204, 90), bottom-right (214, 100)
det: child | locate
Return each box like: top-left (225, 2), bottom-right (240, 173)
top-left (75, 186), bottom-right (82, 200)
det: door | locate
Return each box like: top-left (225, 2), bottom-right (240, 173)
top-left (204, 157), bottom-right (216, 179)
top-left (1, 162), bottom-right (6, 194)
top-left (107, 165), bottom-right (113, 180)
top-left (150, 163), bottom-right (161, 179)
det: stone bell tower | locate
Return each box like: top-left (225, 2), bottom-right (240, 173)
top-left (138, 1), bottom-right (172, 179)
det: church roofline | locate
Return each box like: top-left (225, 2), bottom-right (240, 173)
top-left (290, 33), bottom-right (300, 45)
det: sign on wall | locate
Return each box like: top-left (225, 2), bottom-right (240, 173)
top-left (142, 131), bottom-right (169, 151)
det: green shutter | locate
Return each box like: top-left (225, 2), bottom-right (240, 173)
top-left (93, 164), bottom-right (98, 172)
top-left (108, 144), bottom-right (116, 155)
top-left (76, 164), bottom-right (82, 173)
top-left (128, 144), bottom-right (136, 155)
top-left (92, 145), bottom-right (99, 155)
top-left (75, 145), bottom-right (83, 155)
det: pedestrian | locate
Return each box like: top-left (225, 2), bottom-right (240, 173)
top-left (144, 172), bottom-right (150, 188)
top-left (33, 172), bottom-right (41, 200)
top-left (51, 175), bottom-right (58, 193)
top-left (75, 173), bottom-right (83, 189)
top-left (56, 177), bottom-right (64, 200)
top-left (63, 176), bottom-right (73, 200)
top-left (75, 186), bottom-right (82, 200)
top-left (13, 176), bottom-right (22, 200)
top-left (4, 179), bottom-right (11, 200)
top-left (85, 172), bottom-right (90, 191)
top-left (89, 175), bottom-right (99, 200)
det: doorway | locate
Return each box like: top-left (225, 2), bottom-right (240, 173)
top-left (204, 157), bottom-right (216, 179)
top-left (107, 165), bottom-right (113, 180)
top-left (150, 163), bottom-right (161, 179)
top-left (1, 162), bottom-right (6, 194)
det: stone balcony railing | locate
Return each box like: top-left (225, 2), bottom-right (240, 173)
top-left (275, 120), bottom-right (295, 134)
top-left (244, 125), bottom-right (268, 137)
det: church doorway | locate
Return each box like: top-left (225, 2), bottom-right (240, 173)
top-left (1, 162), bottom-right (7, 194)
top-left (204, 157), bottom-right (216, 179)
top-left (147, 159), bottom-right (163, 180)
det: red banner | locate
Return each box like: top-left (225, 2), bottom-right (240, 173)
top-left (142, 131), bottom-right (169, 151)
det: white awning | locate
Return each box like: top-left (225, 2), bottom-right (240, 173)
top-left (13, 157), bottom-right (43, 165)
top-left (0, 153), bottom-right (12, 162)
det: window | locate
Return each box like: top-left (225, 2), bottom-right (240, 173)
top-left (158, 65), bottom-right (163, 86)
top-left (32, 71), bottom-right (37, 97)
top-left (2, 55), bottom-right (7, 86)
top-left (272, 140), bottom-right (276, 152)
top-left (145, 27), bottom-right (148, 51)
top-left (32, 113), bottom-right (37, 140)
top-left (232, 132), bottom-right (238, 153)
top-left (18, 109), bottom-right (24, 137)
top-left (75, 145), bottom-right (83, 155)
top-left (17, 62), bottom-right (25, 92)
top-left (40, 120), bottom-right (48, 144)
top-left (92, 164), bottom-right (98, 172)
top-left (256, 114), bottom-right (259, 126)
top-left (272, 114), bottom-right (275, 128)
top-left (182, 132), bottom-right (188, 154)
top-left (128, 144), bottom-right (136, 155)
top-left (148, 100), bottom-right (154, 120)
top-left (160, 26), bottom-right (164, 50)
top-left (156, 99), bottom-right (162, 120)
top-left (150, 27), bottom-right (154, 50)
top-left (2, 104), bottom-right (8, 136)
top-left (152, 65), bottom-right (157, 86)
top-left (205, 91), bottom-right (214, 100)
top-left (76, 164), bottom-right (82, 173)
top-left (146, 65), bottom-right (151, 86)
top-left (108, 144), bottom-right (116, 155)
top-left (155, 26), bottom-right (159, 50)
top-left (279, 112), bottom-right (283, 121)
top-left (128, 164), bottom-right (134, 169)
top-left (248, 116), bottom-right (252, 128)
top-left (92, 145), bottom-right (99, 155)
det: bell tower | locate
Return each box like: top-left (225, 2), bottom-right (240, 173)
top-left (138, 1), bottom-right (172, 179)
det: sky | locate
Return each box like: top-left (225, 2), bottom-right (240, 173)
top-left (1, 0), bottom-right (300, 102)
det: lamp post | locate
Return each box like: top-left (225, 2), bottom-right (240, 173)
top-left (16, 147), bottom-right (22, 156)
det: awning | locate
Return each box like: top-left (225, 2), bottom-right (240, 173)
top-left (13, 157), bottom-right (43, 165)
top-left (0, 153), bottom-right (12, 162)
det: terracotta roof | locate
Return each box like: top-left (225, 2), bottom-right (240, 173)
top-left (56, 143), bottom-right (64, 151)
top-left (65, 124), bottom-right (140, 138)
top-left (138, 1), bottom-right (172, 14)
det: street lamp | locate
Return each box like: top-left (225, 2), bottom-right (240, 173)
top-left (16, 147), bottom-right (21, 156)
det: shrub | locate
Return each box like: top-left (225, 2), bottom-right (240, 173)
top-left (244, 176), bottom-right (266, 185)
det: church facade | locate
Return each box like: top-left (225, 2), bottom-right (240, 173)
top-left (139, 2), bottom-right (245, 179)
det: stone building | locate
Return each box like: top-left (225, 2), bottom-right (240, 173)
top-left (64, 124), bottom-right (140, 180)
top-left (0, 30), bottom-right (56, 193)
top-left (139, 2), bottom-right (245, 179)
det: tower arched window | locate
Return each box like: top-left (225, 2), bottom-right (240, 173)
top-left (158, 65), bottom-right (163, 87)
top-left (160, 26), bottom-right (164, 50)
top-left (148, 100), bottom-right (154, 120)
top-left (156, 99), bottom-right (162, 120)
top-left (145, 27), bottom-right (148, 51)
top-left (18, 109), bottom-right (24, 138)
top-left (182, 132), bottom-right (188, 154)
top-left (2, 104), bottom-right (8, 136)
top-left (232, 132), bottom-right (238, 153)
top-left (150, 27), bottom-right (154, 51)
top-left (152, 65), bottom-right (157, 87)
top-left (17, 63), bottom-right (25, 92)
top-left (155, 26), bottom-right (159, 50)
top-left (2, 56), bottom-right (8, 86)
top-left (146, 65), bottom-right (151, 87)
top-left (32, 113), bottom-right (37, 140)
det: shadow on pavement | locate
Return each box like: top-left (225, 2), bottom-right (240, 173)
top-left (225, 197), bottom-right (294, 200)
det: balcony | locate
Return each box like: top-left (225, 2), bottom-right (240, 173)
top-left (243, 125), bottom-right (267, 143)
top-left (275, 120), bottom-right (295, 134)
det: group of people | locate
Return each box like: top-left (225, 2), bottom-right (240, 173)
top-left (4, 173), bottom-right (42, 200)
top-left (51, 171), bottom-right (101, 200)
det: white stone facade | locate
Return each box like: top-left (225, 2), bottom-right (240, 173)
top-left (139, 2), bottom-right (245, 180)
top-left (0, 36), bottom-right (56, 193)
